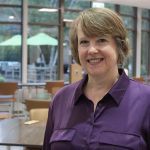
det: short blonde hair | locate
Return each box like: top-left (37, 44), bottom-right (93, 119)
top-left (69, 8), bottom-right (130, 65)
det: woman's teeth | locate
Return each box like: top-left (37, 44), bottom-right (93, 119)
top-left (88, 58), bottom-right (104, 63)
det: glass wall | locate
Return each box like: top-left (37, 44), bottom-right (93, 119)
top-left (28, 0), bottom-right (59, 83)
top-left (64, 2), bottom-right (138, 78)
top-left (117, 5), bottom-right (137, 76)
top-left (0, 2), bottom-right (22, 82)
top-left (92, 3), bottom-right (137, 77)
top-left (141, 9), bottom-right (150, 78)
top-left (63, 0), bottom-right (91, 82)
top-left (0, 0), bottom-right (149, 83)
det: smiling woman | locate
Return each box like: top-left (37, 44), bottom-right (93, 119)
top-left (70, 8), bottom-right (129, 66)
top-left (77, 29), bottom-right (118, 79)
top-left (43, 7), bottom-right (150, 150)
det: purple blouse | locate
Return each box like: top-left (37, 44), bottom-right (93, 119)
top-left (43, 69), bottom-right (150, 150)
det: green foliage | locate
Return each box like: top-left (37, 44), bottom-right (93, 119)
top-left (29, 0), bottom-right (58, 7)
top-left (64, 0), bottom-right (91, 9)
top-left (29, 9), bottom-right (58, 24)
top-left (0, 47), bottom-right (21, 61)
top-left (0, 74), bottom-right (5, 82)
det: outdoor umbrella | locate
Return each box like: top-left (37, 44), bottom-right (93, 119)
top-left (27, 33), bottom-right (58, 46)
top-left (0, 35), bottom-right (22, 46)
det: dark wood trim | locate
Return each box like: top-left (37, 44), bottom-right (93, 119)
top-left (58, 0), bottom-right (64, 80)
top-left (0, 4), bottom-right (21, 7)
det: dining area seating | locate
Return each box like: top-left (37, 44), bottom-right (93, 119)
top-left (0, 82), bottom-right (18, 119)
top-left (132, 76), bottom-right (145, 83)
top-left (45, 80), bottom-right (64, 95)
top-left (70, 64), bottom-right (82, 83)
top-left (0, 80), bottom-right (65, 150)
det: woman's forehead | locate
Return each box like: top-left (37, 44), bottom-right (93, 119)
top-left (77, 25), bottom-right (112, 39)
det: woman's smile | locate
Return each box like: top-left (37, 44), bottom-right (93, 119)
top-left (87, 57), bottom-right (104, 65)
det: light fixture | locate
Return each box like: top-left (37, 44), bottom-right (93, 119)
top-left (63, 19), bottom-right (73, 22)
top-left (9, 16), bottom-right (15, 19)
top-left (92, 2), bottom-right (105, 8)
top-left (38, 8), bottom-right (58, 12)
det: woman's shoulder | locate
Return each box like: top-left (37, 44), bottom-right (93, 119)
top-left (129, 79), bottom-right (150, 101)
top-left (56, 80), bottom-right (81, 95)
top-left (51, 80), bottom-right (81, 105)
top-left (130, 79), bottom-right (150, 92)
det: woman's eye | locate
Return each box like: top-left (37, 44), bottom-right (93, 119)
top-left (97, 38), bottom-right (107, 43)
top-left (80, 40), bottom-right (89, 46)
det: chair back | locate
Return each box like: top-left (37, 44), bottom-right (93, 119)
top-left (0, 82), bottom-right (18, 96)
top-left (45, 80), bottom-right (64, 95)
top-left (132, 76), bottom-right (145, 83)
top-left (0, 82), bottom-right (18, 118)
top-left (25, 99), bottom-right (50, 112)
top-left (70, 64), bottom-right (82, 83)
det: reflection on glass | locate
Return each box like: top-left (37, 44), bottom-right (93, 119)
top-left (0, 7), bottom-right (21, 22)
top-left (64, 0), bottom-right (91, 9)
top-left (122, 16), bottom-right (134, 29)
top-left (0, 24), bottom-right (21, 82)
top-left (92, 2), bottom-right (104, 8)
top-left (0, 0), bottom-right (21, 5)
top-left (28, 0), bottom-right (58, 7)
top-left (142, 9), bottom-right (150, 17)
top-left (105, 3), bottom-right (115, 10)
top-left (142, 20), bottom-right (150, 30)
top-left (29, 8), bottom-right (58, 24)
top-left (28, 26), bottom-right (58, 83)
top-left (125, 31), bottom-right (135, 77)
top-left (119, 5), bottom-right (135, 15)
top-left (64, 11), bottom-right (80, 20)
top-left (141, 9), bottom-right (150, 77)
top-left (141, 32), bottom-right (149, 76)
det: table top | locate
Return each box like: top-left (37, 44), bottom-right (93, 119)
top-left (18, 82), bottom-right (46, 87)
top-left (0, 118), bottom-right (46, 148)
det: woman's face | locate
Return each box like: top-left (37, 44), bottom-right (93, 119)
top-left (77, 26), bottom-right (118, 78)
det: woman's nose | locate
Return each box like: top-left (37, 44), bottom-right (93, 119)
top-left (88, 44), bottom-right (98, 53)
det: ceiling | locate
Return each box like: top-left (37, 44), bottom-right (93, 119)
top-left (91, 0), bottom-right (150, 9)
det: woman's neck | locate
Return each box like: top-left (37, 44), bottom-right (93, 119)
top-left (87, 70), bottom-right (119, 91)
top-left (84, 69), bottom-right (119, 108)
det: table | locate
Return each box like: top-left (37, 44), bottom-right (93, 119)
top-left (0, 118), bottom-right (46, 148)
top-left (17, 83), bottom-right (47, 104)
top-left (18, 82), bottom-right (46, 88)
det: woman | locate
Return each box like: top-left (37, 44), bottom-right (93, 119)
top-left (43, 8), bottom-right (150, 150)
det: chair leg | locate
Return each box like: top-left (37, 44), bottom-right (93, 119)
top-left (9, 101), bottom-right (14, 117)
top-left (6, 146), bottom-right (10, 150)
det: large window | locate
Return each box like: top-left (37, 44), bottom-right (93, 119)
top-left (118, 5), bottom-right (137, 76)
top-left (63, 0), bottom-right (91, 82)
top-left (0, 3), bottom-right (22, 82)
top-left (0, 0), bottom-right (149, 83)
top-left (64, 2), bottom-right (137, 79)
top-left (0, 0), bottom-right (21, 5)
top-left (28, 1), bottom-right (59, 83)
top-left (141, 9), bottom-right (150, 77)
top-left (64, 0), bottom-right (91, 9)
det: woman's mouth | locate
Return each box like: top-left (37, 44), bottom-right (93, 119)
top-left (87, 58), bottom-right (104, 64)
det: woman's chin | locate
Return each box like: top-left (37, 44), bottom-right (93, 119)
top-left (88, 70), bottom-right (104, 77)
